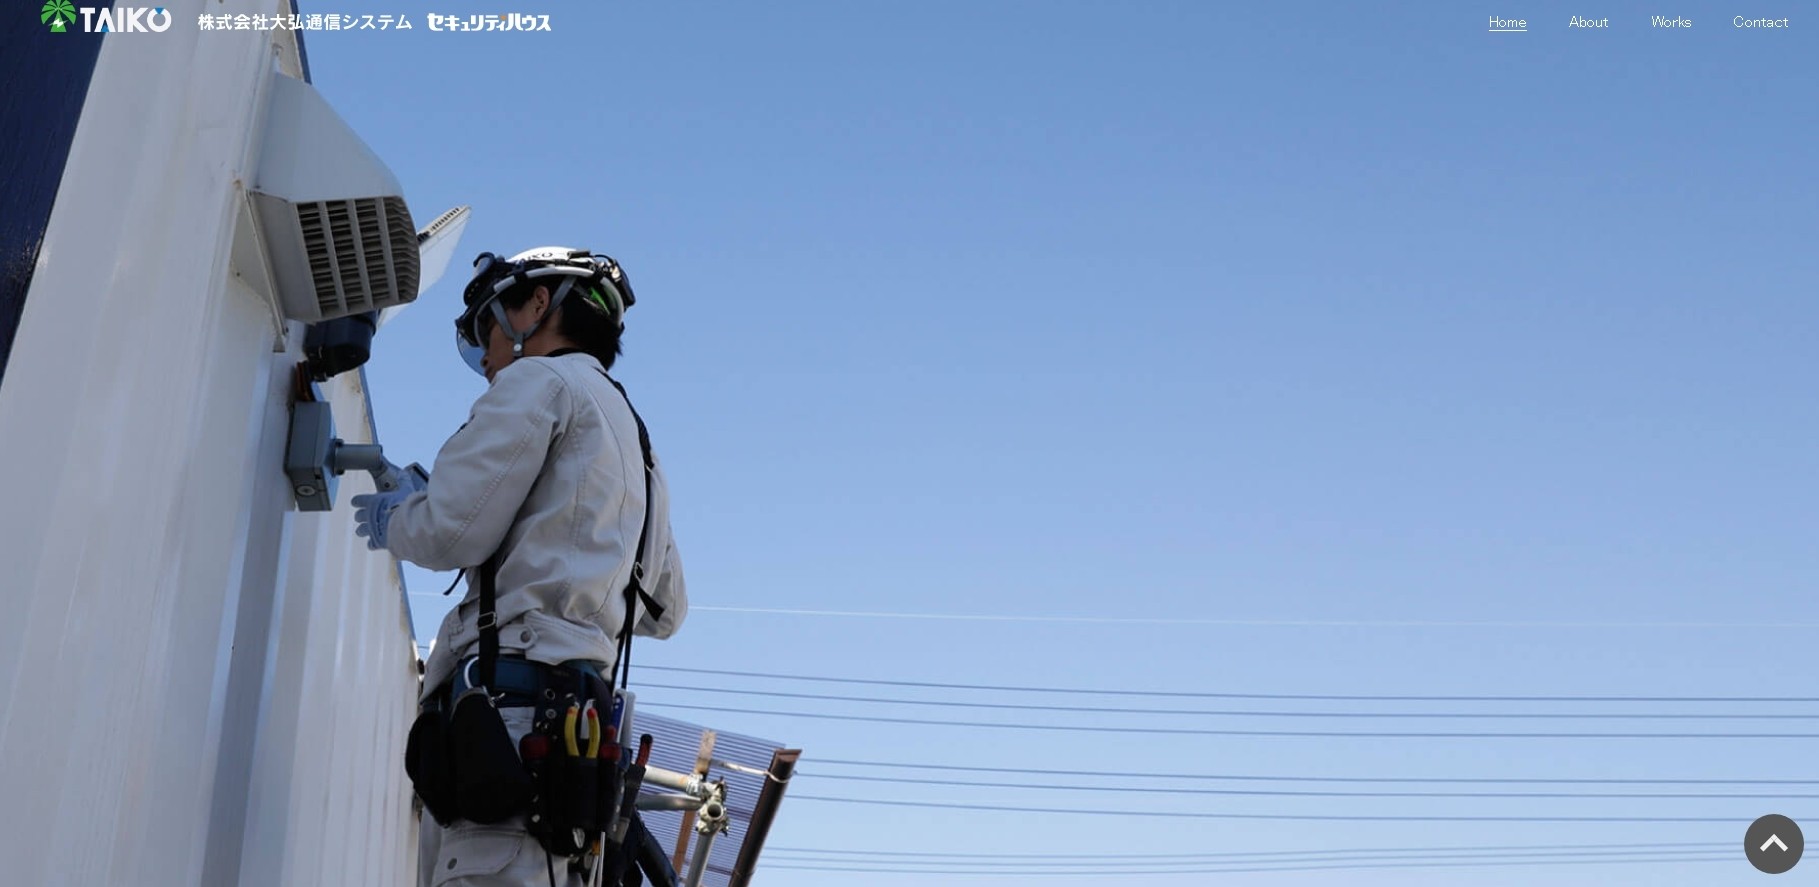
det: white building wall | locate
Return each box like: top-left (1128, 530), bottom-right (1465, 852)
top-left (0, 2), bottom-right (421, 884)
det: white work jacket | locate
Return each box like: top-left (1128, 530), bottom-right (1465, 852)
top-left (388, 350), bottom-right (687, 700)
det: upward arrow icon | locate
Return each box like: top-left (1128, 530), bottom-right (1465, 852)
top-left (1747, 815), bottom-right (1804, 874)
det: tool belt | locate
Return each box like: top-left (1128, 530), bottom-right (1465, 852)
top-left (406, 654), bottom-right (629, 852)
top-left (422, 655), bottom-right (606, 715)
top-left (405, 654), bottom-right (654, 876)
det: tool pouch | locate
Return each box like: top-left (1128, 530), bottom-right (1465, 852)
top-left (446, 688), bottom-right (536, 824)
top-left (524, 696), bottom-right (615, 858)
top-left (404, 707), bottom-right (458, 826)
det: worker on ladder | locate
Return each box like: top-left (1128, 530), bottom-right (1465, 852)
top-left (350, 246), bottom-right (689, 886)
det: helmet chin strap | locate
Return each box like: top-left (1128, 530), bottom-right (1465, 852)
top-left (488, 277), bottom-right (580, 361)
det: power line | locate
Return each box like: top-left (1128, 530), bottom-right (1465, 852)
top-left (690, 605), bottom-right (1815, 630)
top-left (797, 771), bottom-right (1819, 800)
top-left (639, 664), bottom-right (1819, 703)
top-left (764, 841), bottom-right (1732, 861)
top-left (645, 682), bottom-right (1819, 719)
top-left (762, 854), bottom-right (1735, 876)
top-left (644, 702), bottom-right (1819, 738)
top-left (786, 795), bottom-right (1785, 822)
top-left (765, 846), bottom-right (1732, 870)
top-left (811, 756), bottom-right (1819, 785)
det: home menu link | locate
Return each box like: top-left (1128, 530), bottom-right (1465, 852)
top-left (1487, 14), bottom-right (1793, 31)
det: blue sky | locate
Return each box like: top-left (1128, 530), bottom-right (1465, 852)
top-left (308, 2), bottom-right (1814, 883)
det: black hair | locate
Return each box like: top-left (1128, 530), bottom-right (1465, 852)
top-left (498, 278), bottom-right (624, 371)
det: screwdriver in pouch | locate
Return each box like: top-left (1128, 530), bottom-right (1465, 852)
top-left (609, 734), bottom-right (653, 846)
top-left (592, 726), bottom-right (622, 859)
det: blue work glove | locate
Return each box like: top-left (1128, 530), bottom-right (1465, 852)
top-left (352, 488), bottom-right (411, 551)
top-left (371, 458), bottom-right (430, 495)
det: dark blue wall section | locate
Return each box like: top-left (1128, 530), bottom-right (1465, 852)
top-left (291, 0), bottom-right (313, 81)
top-left (0, 18), bottom-right (105, 391)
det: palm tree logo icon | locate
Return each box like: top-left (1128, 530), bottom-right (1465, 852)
top-left (42, 0), bottom-right (76, 32)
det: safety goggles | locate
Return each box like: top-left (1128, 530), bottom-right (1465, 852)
top-left (455, 252), bottom-right (516, 348)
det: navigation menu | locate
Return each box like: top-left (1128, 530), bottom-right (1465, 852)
top-left (1480, 12), bottom-right (1794, 32)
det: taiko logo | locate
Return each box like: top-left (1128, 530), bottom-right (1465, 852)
top-left (76, 5), bottom-right (173, 32)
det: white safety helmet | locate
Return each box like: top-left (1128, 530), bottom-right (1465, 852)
top-left (454, 246), bottom-right (634, 376)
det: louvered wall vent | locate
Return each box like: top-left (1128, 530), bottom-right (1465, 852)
top-left (292, 197), bottom-right (419, 318)
top-left (248, 71), bottom-right (420, 322)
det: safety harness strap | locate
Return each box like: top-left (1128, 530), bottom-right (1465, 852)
top-left (599, 370), bottom-right (663, 693)
top-left (477, 550), bottom-right (502, 692)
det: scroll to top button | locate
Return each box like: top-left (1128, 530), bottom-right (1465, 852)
top-left (1746, 814), bottom-right (1803, 874)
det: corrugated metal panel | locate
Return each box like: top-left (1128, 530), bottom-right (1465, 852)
top-left (634, 711), bottom-right (786, 887)
top-left (233, 371), bottom-right (420, 887)
top-left (0, 3), bottom-right (421, 885)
